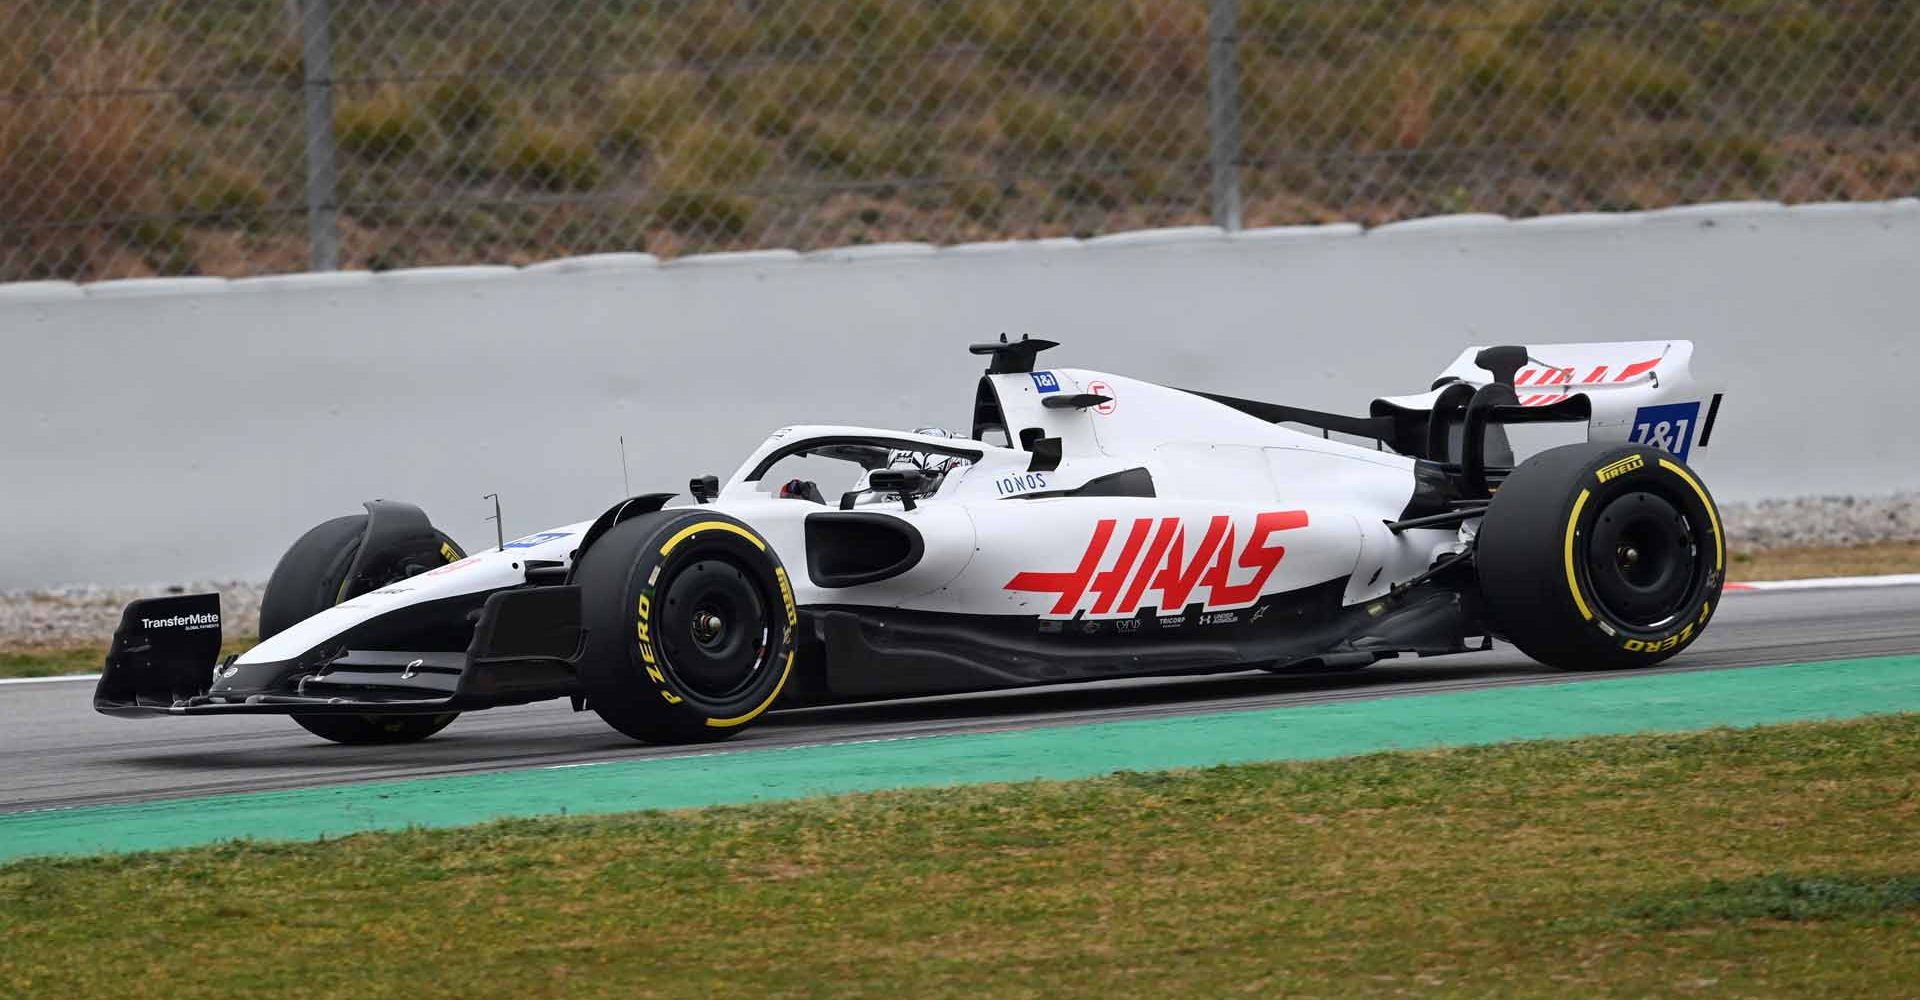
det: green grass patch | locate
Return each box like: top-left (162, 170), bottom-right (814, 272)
top-left (0, 647), bottom-right (103, 679)
top-left (1621, 873), bottom-right (1920, 928)
top-left (2, 715), bottom-right (1916, 998)
top-left (0, 638), bottom-right (256, 679)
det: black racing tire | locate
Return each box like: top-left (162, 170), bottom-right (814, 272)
top-left (574, 510), bottom-right (799, 744)
top-left (259, 511), bottom-right (467, 745)
top-left (1478, 442), bottom-right (1725, 671)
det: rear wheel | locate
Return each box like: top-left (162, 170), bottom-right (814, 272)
top-left (574, 511), bottom-right (798, 743)
top-left (260, 511), bottom-right (466, 745)
top-left (1478, 443), bottom-right (1724, 670)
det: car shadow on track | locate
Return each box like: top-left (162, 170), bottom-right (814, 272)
top-left (760, 655), bottom-right (1542, 730)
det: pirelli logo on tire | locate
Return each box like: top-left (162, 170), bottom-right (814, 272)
top-left (1594, 454), bottom-right (1645, 483)
top-left (774, 566), bottom-right (798, 627)
top-left (1619, 601), bottom-right (1714, 654)
top-left (1622, 623), bottom-right (1693, 654)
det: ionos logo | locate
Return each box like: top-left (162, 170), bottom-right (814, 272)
top-left (142, 612), bottom-right (220, 631)
top-left (1595, 455), bottom-right (1645, 483)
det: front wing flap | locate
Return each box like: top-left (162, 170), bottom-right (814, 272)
top-left (94, 588), bottom-right (585, 718)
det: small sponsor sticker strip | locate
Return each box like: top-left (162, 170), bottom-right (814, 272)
top-left (502, 531), bottom-right (573, 551)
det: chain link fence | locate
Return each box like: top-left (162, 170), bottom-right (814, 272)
top-left (3, 1), bottom-right (1915, 281)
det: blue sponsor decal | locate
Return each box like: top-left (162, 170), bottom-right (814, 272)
top-left (502, 531), bottom-right (571, 550)
top-left (995, 472), bottom-right (1049, 495)
top-left (1030, 371), bottom-right (1061, 394)
top-left (1629, 401), bottom-right (1702, 461)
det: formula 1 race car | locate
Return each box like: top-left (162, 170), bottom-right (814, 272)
top-left (98, 338), bottom-right (1728, 745)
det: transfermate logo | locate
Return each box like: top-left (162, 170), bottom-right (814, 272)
top-left (141, 612), bottom-right (219, 631)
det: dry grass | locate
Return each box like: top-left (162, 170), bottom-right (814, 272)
top-left (3, 715), bottom-right (1917, 998)
top-left (0, 39), bottom-right (171, 276)
top-left (1730, 541), bottom-right (1920, 582)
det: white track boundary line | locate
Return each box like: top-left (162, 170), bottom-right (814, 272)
top-left (3, 574), bottom-right (1917, 688)
top-left (1722, 573), bottom-right (1920, 593)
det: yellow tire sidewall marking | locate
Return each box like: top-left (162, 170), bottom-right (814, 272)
top-left (1570, 457), bottom-right (1722, 651)
top-left (651, 517), bottom-right (790, 725)
top-left (704, 648), bottom-right (794, 728)
top-left (1657, 458), bottom-right (1723, 572)
top-left (1564, 488), bottom-right (1595, 621)
top-left (659, 520), bottom-right (767, 556)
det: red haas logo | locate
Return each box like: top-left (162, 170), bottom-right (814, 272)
top-left (1513, 356), bottom-right (1660, 406)
top-left (1007, 511), bottom-right (1309, 617)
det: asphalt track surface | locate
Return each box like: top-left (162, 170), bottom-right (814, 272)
top-left (4, 585), bottom-right (1916, 815)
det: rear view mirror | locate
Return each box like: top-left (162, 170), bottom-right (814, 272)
top-left (865, 469), bottom-right (926, 510)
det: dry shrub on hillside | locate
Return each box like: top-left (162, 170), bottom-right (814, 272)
top-left (4, 0), bottom-right (1918, 278)
top-left (0, 35), bottom-right (174, 277)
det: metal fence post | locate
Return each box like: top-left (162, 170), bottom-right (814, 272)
top-left (299, 0), bottom-right (340, 271)
top-left (1207, 0), bottom-right (1243, 231)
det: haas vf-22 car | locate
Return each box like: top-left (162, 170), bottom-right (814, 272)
top-left (98, 338), bottom-right (1728, 745)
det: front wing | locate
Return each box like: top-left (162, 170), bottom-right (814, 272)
top-left (94, 589), bottom-right (585, 717)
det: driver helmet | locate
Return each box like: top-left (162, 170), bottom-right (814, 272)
top-left (888, 427), bottom-right (969, 476)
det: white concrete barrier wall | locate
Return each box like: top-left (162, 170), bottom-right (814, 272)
top-left (4, 199), bottom-right (1916, 588)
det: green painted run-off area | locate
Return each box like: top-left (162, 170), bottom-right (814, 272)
top-left (3, 656), bottom-right (1916, 863)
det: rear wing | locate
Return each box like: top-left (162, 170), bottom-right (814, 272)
top-left (1372, 340), bottom-right (1724, 465)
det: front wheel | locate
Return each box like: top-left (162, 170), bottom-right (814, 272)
top-left (261, 507), bottom-right (467, 744)
top-left (1477, 443), bottom-right (1724, 670)
top-left (573, 511), bottom-right (799, 743)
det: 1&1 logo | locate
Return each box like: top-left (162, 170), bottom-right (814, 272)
top-left (1629, 401), bottom-right (1702, 461)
